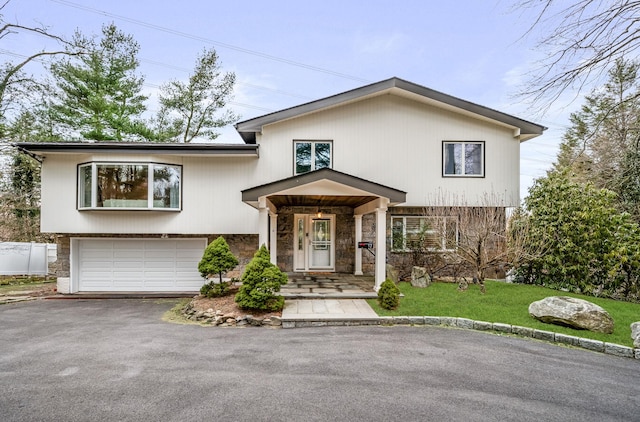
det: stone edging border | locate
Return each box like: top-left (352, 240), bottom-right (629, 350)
top-left (282, 316), bottom-right (640, 360)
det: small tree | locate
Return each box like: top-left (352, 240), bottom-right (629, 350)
top-left (403, 201), bottom-right (512, 293)
top-left (451, 205), bottom-right (509, 294)
top-left (235, 245), bottom-right (287, 311)
top-left (198, 236), bottom-right (238, 283)
top-left (0, 150), bottom-right (53, 242)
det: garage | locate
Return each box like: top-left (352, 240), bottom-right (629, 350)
top-left (74, 238), bottom-right (207, 292)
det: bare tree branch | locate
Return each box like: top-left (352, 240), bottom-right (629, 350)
top-left (515, 0), bottom-right (640, 113)
top-left (0, 1), bottom-right (86, 124)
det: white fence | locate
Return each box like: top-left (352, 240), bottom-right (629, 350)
top-left (0, 242), bottom-right (57, 276)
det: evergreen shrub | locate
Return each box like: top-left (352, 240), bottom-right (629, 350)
top-left (198, 236), bottom-right (238, 283)
top-left (378, 278), bottom-right (401, 310)
top-left (235, 245), bottom-right (288, 311)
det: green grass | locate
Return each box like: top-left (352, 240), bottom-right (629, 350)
top-left (0, 276), bottom-right (53, 286)
top-left (367, 281), bottom-right (640, 347)
top-left (0, 276), bottom-right (55, 295)
top-left (162, 298), bottom-right (197, 325)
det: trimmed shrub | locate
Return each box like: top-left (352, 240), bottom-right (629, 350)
top-left (235, 245), bottom-right (288, 311)
top-left (378, 279), bottom-right (400, 310)
top-left (198, 236), bottom-right (239, 283)
top-left (200, 281), bottom-right (230, 298)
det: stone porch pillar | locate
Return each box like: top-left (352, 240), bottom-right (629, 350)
top-left (375, 207), bottom-right (387, 290)
top-left (354, 214), bottom-right (363, 275)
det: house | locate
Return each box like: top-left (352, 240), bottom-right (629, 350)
top-left (16, 77), bottom-right (545, 294)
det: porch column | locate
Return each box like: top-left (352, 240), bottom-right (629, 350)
top-left (269, 213), bottom-right (278, 265)
top-left (354, 214), bottom-right (363, 275)
top-left (374, 207), bottom-right (387, 291)
top-left (258, 206), bottom-right (269, 251)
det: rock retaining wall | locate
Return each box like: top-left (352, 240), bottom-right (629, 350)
top-left (182, 302), bottom-right (282, 327)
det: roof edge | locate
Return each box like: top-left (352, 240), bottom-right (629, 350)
top-left (242, 167), bottom-right (406, 204)
top-left (14, 142), bottom-right (259, 156)
top-left (234, 77), bottom-right (546, 143)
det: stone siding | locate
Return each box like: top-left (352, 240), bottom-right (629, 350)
top-left (276, 206), bottom-right (355, 273)
top-left (364, 206), bottom-right (507, 281)
top-left (55, 236), bottom-right (71, 277)
top-left (361, 213), bottom-right (376, 275)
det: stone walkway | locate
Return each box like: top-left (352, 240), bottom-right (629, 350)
top-left (282, 299), bottom-right (378, 320)
top-left (280, 274), bottom-right (380, 327)
top-left (279, 274), bottom-right (377, 299)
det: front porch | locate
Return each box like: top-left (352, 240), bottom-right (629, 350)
top-left (242, 168), bottom-right (407, 290)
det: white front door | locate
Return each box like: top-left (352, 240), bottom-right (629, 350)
top-left (293, 214), bottom-right (335, 272)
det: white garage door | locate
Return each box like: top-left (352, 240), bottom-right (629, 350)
top-left (77, 238), bottom-right (206, 292)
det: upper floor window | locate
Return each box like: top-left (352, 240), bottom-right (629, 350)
top-left (78, 162), bottom-right (181, 210)
top-left (443, 141), bottom-right (484, 177)
top-left (391, 216), bottom-right (458, 252)
top-left (294, 140), bottom-right (332, 175)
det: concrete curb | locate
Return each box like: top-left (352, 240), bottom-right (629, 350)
top-left (0, 296), bottom-right (38, 304)
top-left (44, 293), bottom-right (196, 299)
top-left (283, 315), bottom-right (640, 360)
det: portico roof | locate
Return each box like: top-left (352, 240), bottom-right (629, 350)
top-left (241, 168), bottom-right (406, 209)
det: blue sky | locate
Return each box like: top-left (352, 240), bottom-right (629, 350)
top-left (6, 0), bottom-right (573, 198)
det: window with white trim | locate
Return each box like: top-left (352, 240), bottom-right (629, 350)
top-left (78, 162), bottom-right (181, 210)
top-left (443, 141), bottom-right (484, 177)
top-left (294, 141), bottom-right (332, 175)
top-left (391, 216), bottom-right (458, 251)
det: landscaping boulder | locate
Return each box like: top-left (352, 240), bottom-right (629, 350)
top-left (631, 322), bottom-right (640, 348)
top-left (386, 264), bottom-right (399, 284)
top-left (528, 296), bottom-right (614, 334)
top-left (411, 266), bottom-right (430, 288)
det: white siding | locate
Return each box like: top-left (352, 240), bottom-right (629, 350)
top-left (253, 95), bottom-right (521, 206)
top-left (40, 154), bottom-right (260, 234)
top-left (39, 93), bottom-right (524, 235)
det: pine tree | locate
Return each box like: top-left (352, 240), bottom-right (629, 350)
top-left (155, 48), bottom-right (237, 142)
top-left (235, 245), bottom-right (287, 311)
top-left (198, 236), bottom-right (238, 283)
top-left (552, 58), bottom-right (640, 220)
top-left (49, 23), bottom-right (149, 141)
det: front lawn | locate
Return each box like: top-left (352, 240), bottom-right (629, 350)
top-left (367, 281), bottom-right (640, 347)
top-left (0, 276), bottom-right (55, 296)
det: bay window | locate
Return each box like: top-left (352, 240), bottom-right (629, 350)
top-left (78, 162), bottom-right (181, 210)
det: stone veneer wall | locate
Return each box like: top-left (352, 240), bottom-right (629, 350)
top-left (54, 233), bottom-right (259, 279)
top-left (361, 213), bottom-right (376, 275)
top-left (55, 206), bottom-right (505, 281)
top-left (276, 206), bottom-right (355, 273)
top-left (55, 236), bottom-right (70, 277)
top-left (377, 206), bottom-right (507, 280)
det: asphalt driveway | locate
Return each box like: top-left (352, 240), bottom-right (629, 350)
top-left (1, 299), bottom-right (638, 422)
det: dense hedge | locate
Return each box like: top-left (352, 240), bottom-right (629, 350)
top-left (514, 171), bottom-right (640, 300)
